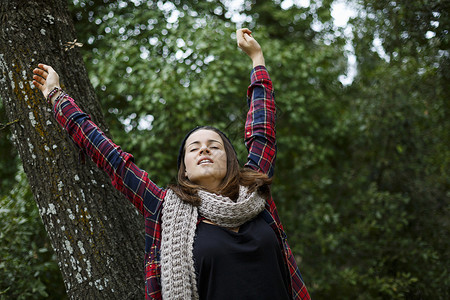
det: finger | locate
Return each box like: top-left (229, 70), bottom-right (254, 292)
top-left (237, 39), bottom-right (248, 49)
top-left (243, 33), bottom-right (256, 45)
top-left (38, 64), bottom-right (56, 77)
top-left (33, 67), bottom-right (45, 75)
top-left (38, 63), bottom-right (50, 71)
top-left (237, 28), bottom-right (251, 40)
top-left (33, 74), bottom-right (46, 85)
top-left (244, 33), bottom-right (253, 41)
top-left (32, 80), bottom-right (44, 91)
top-left (240, 28), bottom-right (252, 35)
top-left (33, 67), bottom-right (48, 79)
top-left (236, 29), bottom-right (244, 44)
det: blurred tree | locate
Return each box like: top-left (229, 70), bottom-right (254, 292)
top-left (0, 0), bottom-right (144, 298)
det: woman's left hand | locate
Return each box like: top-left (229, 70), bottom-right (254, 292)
top-left (236, 28), bottom-right (265, 67)
top-left (33, 64), bottom-right (61, 99)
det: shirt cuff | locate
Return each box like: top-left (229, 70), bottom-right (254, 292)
top-left (250, 65), bottom-right (268, 79)
top-left (250, 66), bottom-right (272, 90)
top-left (248, 66), bottom-right (273, 99)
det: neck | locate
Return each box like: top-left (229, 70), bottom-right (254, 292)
top-left (194, 176), bottom-right (222, 192)
top-left (199, 181), bottom-right (220, 193)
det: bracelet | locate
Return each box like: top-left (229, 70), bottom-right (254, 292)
top-left (53, 92), bottom-right (68, 109)
top-left (47, 87), bottom-right (63, 103)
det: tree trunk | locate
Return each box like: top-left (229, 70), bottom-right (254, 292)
top-left (0, 1), bottom-right (144, 298)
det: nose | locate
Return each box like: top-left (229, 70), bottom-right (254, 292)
top-left (199, 145), bottom-right (211, 154)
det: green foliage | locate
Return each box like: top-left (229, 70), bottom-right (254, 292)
top-left (0, 168), bottom-right (66, 300)
top-left (344, 0), bottom-right (449, 297)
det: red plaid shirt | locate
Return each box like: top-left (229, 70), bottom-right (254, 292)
top-left (54, 65), bottom-right (310, 299)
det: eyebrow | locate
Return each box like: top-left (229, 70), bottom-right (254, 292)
top-left (187, 139), bottom-right (223, 147)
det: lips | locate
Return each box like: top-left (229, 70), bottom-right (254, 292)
top-left (197, 157), bottom-right (214, 165)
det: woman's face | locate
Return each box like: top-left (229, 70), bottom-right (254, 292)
top-left (183, 129), bottom-right (227, 190)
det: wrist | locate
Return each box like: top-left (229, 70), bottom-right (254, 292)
top-left (47, 86), bottom-right (63, 105)
top-left (251, 52), bottom-right (265, 68)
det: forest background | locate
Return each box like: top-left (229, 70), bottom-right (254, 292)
top-left (0, 0), bottom-right (448, 299)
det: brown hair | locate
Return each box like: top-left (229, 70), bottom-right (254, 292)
top-left (169, 126), bottom-right (272, 206)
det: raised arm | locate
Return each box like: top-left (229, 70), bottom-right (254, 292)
top-left (32, 64), bottom-right (165, 216)
top-left (237, 29), bottom-right (276, 177)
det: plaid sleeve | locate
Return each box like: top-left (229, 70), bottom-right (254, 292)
top-left (53, 96), bottom-right (165, 216)
top-left (266, 197), bottom-right (311, 300)
top-left (244, 65), bottom-right (276, 177)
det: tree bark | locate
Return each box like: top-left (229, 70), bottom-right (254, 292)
top-left (0, 1), bottom-right (144, 298)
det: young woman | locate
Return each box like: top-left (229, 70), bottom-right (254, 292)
top-left (33, 28), bottom-right (310, 300)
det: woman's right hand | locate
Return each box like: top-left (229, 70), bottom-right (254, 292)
top-left (32, 64), bottom-right (61, 101)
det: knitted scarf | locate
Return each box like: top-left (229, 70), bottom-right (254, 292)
top-left (160, 185), bottom-right (266, 300)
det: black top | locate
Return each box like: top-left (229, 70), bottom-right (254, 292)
top-left (193, 213), bottom-right (292, 300)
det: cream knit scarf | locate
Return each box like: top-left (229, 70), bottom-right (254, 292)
top-left (160, 185), bottom-right (266, 300)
